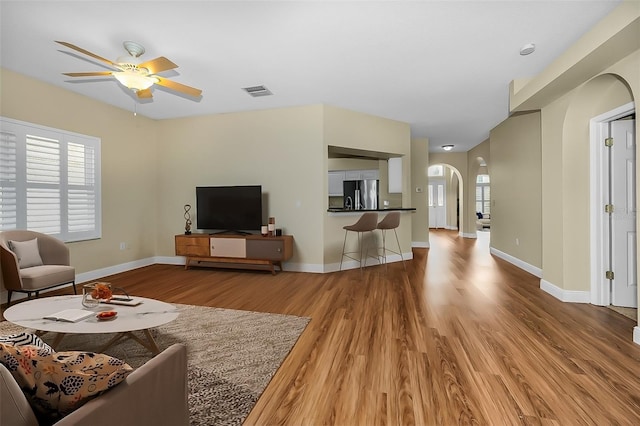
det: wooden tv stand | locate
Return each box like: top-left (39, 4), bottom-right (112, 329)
top-left (175, 233), bottom-right (293, 274)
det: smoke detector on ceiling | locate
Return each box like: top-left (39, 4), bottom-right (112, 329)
top-left (520, 43), bottom-right (536, 56)
top-left (242, 85), bottom-right (273, 97)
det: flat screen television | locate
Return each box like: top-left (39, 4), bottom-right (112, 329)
top-left (196, 185), bottom-right (262, 233)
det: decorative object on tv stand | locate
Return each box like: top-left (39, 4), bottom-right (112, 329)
top-left (184, 204), bottom-right (192, 235)
top-left (261, 225), bottom-right (268, 237)
top-left (268, 217), bottom-right (275, 237)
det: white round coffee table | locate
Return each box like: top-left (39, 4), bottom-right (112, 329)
top-left (4, 295), bottom-right (179, 355)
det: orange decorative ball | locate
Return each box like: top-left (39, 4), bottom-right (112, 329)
top-left (91, 283), bottom-right (112, 300)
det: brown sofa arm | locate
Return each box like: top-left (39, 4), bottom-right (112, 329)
top-left (0, 243), bottom-right (22, 291)
top-left (55, 343), bottom-right (189, 426)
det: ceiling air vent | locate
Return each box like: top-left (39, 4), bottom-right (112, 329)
top-left (242, 85), bottom-right (273, 97)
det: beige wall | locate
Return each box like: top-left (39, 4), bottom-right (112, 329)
top-left (429, 152), bottom-right (469, 235)
top-left (544, 73), bottom-right (635, 292)
top-left (507, 1), bottom-right (638, 317)
top-left (411, 138), bottom-right (429, 246)
top-left (0, 69), bottom-right (159, 281)
top-left (154, 105), bottom-right (326, 266)
top-left (540, 96), bottom-right (571, 287)
top-left (490, 112), bottom-right (542, 269)
top-left (0, 70), bottom-right (412, 281)
top-left (468, 139), bottom-right (490, 234)
top-left (445, 169), bottom-right (459, 229)
top-left (327, 158), bottom-right (379, 170)
top-left (323, 106), bottom-right (412, 267)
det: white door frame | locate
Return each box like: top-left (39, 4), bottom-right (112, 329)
top-left (428, 178), bottom-right (446, 229)
top-left (590, 101), bottom-right (636, 306)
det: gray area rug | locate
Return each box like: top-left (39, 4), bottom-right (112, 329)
top-left (0, 304), bottom-right (310, 425)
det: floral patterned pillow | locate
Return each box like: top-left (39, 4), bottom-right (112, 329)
top-left (0, 343), bottom-right (133, 423)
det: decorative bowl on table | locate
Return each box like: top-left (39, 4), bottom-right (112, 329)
top-left (96, 310), bottom-right (118, 321)
top-left (82, 282), bottom-right (113, 308)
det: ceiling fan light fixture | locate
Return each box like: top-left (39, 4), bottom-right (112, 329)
top-left (114, 72), bottom-right (156, 91)
top-left (122, 41), bottom-right (145, 58)
top-left (55, 40), bottom-right (202, 99)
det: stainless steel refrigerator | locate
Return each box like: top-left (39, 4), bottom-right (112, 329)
top-left (343, 179), bottom-right (379, 210)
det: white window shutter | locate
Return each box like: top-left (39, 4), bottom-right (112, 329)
top-left (0, 130), bottom-right (18, 229)
top-left (0, 117), bottom-right (101, 242)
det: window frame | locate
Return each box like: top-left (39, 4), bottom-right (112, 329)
top-left (475, 174), bottom-right (490, 215)
top-left (0, 116), bottom-right (102, 242)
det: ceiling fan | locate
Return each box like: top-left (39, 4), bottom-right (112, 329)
top-left (55, 40), bottom-right (202, 99)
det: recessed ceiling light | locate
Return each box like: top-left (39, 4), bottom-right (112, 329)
top-left (442, 145), bottom-right (454, 151)
top-left (520, 43), bottom-right (536, 56)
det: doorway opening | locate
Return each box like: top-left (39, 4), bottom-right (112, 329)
top-left (428, 164), bottom-right (463, 232)
top-left (590, 101), bottom-right (637, 320)
top-left (475, 159), bottom-right (491, 234)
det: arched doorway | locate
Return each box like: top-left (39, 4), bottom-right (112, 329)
top-left (474, 157), bottom-right (491, 233)
top-left (428, 164), bottom-right (463, 232)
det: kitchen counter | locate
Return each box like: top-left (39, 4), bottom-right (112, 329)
top-left (327, 207), bottom-right (416, 213)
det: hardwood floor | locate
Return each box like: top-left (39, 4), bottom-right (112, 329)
top-left (8, 230), bottom-right (640, 424)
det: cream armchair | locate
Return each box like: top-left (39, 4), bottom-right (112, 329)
top-left (0, 230), bottom-right (76, 306)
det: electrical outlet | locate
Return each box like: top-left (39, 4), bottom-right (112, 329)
top-left (515, 238), bottom-right (520, 246)
top-left (119, 242), bottom-right (126, 250)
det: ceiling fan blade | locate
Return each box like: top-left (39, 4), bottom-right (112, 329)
top-left (62, 71), bottom-right (114, 77)
top-left (138, 57), bottom-right (178, 74)
top-left (55, 41), bottom-right (117, 68)
top-left (137, 89), bottom-right (153, 99)
top-left (154, 77), bottom-right (202, 97)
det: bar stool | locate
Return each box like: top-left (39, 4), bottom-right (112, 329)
top-left (339, 212), bottom-right (379, 271)
top-left (376, 212), bottom-right (405, 271)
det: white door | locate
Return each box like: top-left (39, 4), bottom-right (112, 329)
top-left (428, 179), bottom-right (446, 228)
top-left (610, 119), bottom-right (637, 308)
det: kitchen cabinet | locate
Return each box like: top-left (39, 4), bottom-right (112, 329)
top-left (328, 171), bottom-right (345, 196)
top-left (360, 169), bottom-right (380, 180)
top-left (388, 157), bottom-right (402, 193)
top-left (329, 169), bottom-right (379, 197)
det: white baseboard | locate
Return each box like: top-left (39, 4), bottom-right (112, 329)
top-left (412, 241), bottom-right (429, 248)
top-left (461, 232), bottom-right (477, 239)
top-left (324, 252), bottom-right (413, 273)
top-left (445, 225), bottom-right (458, 230)
top-left (490, 247), bottom-right (542, 278)
top-left (540, 279), bottom-right (591, 303)
top-left (634, 327), bottom-right (640, 346)
top-left (0, 252), bottom-right (416, 304)
top-left (163, 255), bottom-right (418, 274)
top-left (76, 257), bottom-right (157, 284)
top-left (153, 256), bottom-right (184, 266)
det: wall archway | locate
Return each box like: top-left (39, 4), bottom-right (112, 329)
top-left (428, 163), bottom-right (464, 233)
top-left (560, 73), bottom-right (635, 304)
top-left (469, 156), bottom-right (490, 235)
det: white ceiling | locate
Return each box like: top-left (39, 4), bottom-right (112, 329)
top-left (0, 0), bottom-right (621, 152)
